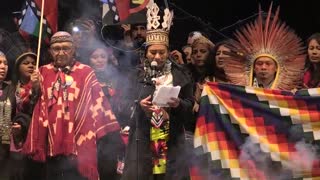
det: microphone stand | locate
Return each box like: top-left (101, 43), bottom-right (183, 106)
top-left (131, 67), bottom-right (155, 180)
top-left (131, 83), bottom-right (143, 180)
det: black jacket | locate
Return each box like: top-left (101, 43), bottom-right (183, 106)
top-left (121, 62), bottom-right (194, 180)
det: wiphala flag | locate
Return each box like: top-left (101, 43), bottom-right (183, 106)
top-left (191, 82), bottom-right (320, 180)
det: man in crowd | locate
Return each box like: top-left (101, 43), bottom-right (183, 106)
top-left (23, 31), bottom-right (120, 180)
top-left (112, 23), bottom-right (147, 67)
top-left (223, 7), bottom-right (305, 91)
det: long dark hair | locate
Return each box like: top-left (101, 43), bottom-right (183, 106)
top-left (206, 39), bottom-right (234, 82)
top-left (305, 33), bottom-right (320, 87)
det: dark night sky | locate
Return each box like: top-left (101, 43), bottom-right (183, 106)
top-left (169, 0), bottom-right (320, 46)
top-left (1, 0), bottom-right (320, 50)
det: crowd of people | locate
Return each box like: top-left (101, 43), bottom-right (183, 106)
top-left (0, 1), bottom-right (319, 180)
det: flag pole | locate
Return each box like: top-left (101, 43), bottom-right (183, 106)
top-left (36, 0), bottom-right (45, 70)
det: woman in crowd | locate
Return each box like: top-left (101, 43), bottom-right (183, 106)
top-left (11, 51), bottom-right (43, 180)
top-left (122, 3), bottom-right (193, 179)
top-left (12, 52), bottom-right (38, 116)
top-left (206, 39), bottom-right (234, 83)
top-left (88, 43), bottom-right (127, 180)
top-left (88, 43), bottom-right (129, 128)
top-left (122, 37), bottom-right (193, 180)
top-left (182, 45), bottom-right (192, 64)
top-left (89, 44), bottom-right (121, 102)
top-left (0, 51), bottom-right (16, 179)
top-left (303, 33), bottom-right (320, 88)
top-left (189, 36), bottom-right (215, 114)
top-left (188, 38), bottom-right (234, 146)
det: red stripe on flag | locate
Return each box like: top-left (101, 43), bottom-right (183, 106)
top-left (34, 0), bottom-right (58, 33)
top-left (115, 0), bottom-right (130, 21)
top-left (129, 0), bottom-right (149, 14)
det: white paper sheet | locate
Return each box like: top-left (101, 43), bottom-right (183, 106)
top-left (152, 85), bottom-right (181, 107)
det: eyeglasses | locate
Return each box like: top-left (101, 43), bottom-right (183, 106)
top-left (51, 46), bottom-right (73, 54)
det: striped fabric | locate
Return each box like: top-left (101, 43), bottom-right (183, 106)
top-left (192, 82), bottom-right (320, 180)
top-left (102, 0), bottom-right (150, 26)
top-left (18, 0), bottom-right (57, 40)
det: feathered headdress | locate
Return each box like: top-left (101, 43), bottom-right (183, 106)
top-left (224, 4), bottom-right (306, 90)
top-left (145, 2), bottom-right (173, 46)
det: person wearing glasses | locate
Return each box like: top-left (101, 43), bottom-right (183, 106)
top-left (22, 31), bottom-right (121, 180)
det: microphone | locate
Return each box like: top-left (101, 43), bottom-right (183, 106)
top-left (150, 61), bottom-right (158, 79)
top-left (142, 61), bottom-right (158, 85)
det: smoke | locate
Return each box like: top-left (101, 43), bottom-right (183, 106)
top-left (285, 141), bottom-right (318, 176)
top-left (239, 136), bottom-right (271, 180)
top-left (238, 132), bottom-right (319, 180)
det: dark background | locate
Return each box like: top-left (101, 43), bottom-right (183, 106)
top-left (1, 0), bottom-right (320, 50)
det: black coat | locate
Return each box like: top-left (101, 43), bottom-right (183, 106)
top-left (121, 63), bottom-right (194, 180)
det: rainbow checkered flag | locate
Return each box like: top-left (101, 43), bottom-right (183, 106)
top-left (191, 82), bottom-right (320, 180)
